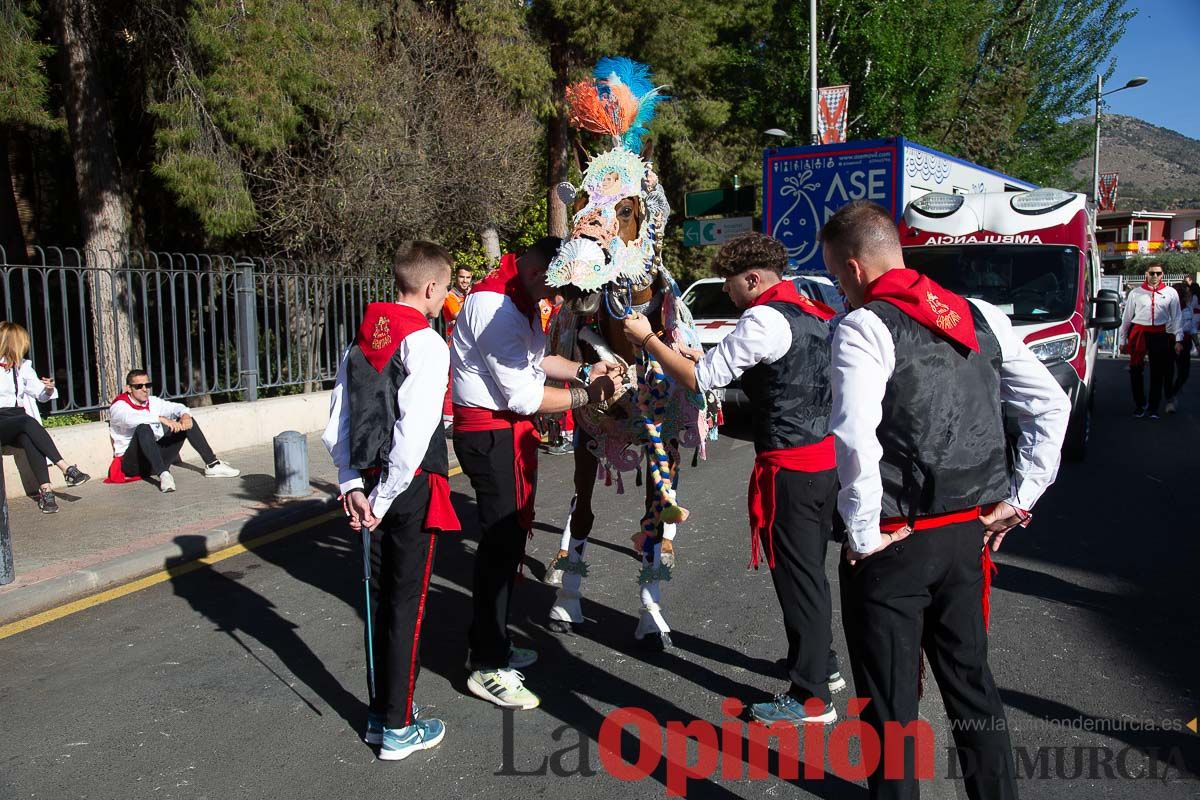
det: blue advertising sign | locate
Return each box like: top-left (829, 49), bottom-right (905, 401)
top-left (762, 139), bottom-right (899, 271)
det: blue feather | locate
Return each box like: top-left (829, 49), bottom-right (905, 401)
top-left (594, 57), bottom-right (654, 99)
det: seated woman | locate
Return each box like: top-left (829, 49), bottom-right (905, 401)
top-left (0, 322), bottom-right (90, 513)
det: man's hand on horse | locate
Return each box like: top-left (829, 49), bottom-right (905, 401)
top-left (622, 312), bottom-right (654, 344)
top-left (589, 360), bottom-right (622, 380)
top-left (586, 375), bottom-right (619, 405)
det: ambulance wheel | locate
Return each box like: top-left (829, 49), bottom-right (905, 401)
top-left (1063, 385), bottom-right (1091, 462)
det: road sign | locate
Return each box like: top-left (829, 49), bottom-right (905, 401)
top-left (682, 216), bottom-right (754, 247)
top-left (684, 186), bottom-right (756, 218)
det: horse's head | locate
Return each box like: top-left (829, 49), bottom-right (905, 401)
top-left (547, 145), bottom-right (669, 318)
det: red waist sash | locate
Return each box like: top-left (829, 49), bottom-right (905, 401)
top-left (1127, 323), bottom-right (1166, 365)
top-left (453, 404), bottom-right (539, 530)
top-left (747, 436), bottom-right (836, 569)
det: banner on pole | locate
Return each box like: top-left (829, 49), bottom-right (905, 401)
top-left (1099, 172), bottom-right (1119, 211)
top-left (817, 85), bottom-right (850, 144)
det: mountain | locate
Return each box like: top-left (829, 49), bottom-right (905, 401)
top-left (1068, 115), bottom-right (1200, 210)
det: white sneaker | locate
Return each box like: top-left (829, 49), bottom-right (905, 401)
top-left (204, 460), bottom-right (240, 478)
top-left (158, 471), bottom-right (176, 493)
top-left (467, 669), bottom-right (540, 710)
top-left (1165, 400), bottom-right (1177, 415)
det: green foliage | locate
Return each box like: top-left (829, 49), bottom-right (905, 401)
top-left (447, 196), bottom-right (550, 275)
top-left (43, 412), bottom-right (93, 428)
top-left (0, 0), bottom-right (59, 129)
top-left (1124, 253), bottom-right (1200, 277)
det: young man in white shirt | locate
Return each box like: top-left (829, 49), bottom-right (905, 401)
top-left (822, 201), bottom-right (1069, 800)
top-left (108, 372), bottom-right (239, 491)
top-left (451, 237), bottom-right (618, 711)
top-left (1119, 261), bottom-right (1183, 418)
top-left (323, 241), bottom-right (462, 761)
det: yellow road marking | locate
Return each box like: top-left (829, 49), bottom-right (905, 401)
top-left (0, 466), bottom-right (463, 641)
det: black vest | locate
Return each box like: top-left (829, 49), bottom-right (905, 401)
top-left (346, 340), bottom-right (448, 477)
top-left (866, 300), bottom-right (1010, 521)
top-left (740, 301), bottom-right (833, 454)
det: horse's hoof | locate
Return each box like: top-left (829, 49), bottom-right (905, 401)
top-left (548, 619), bottom-right (573, 635)
top-left (637, 631), bottom-right (673, 652)
top-left (660, 632), bottom-right (674, 650)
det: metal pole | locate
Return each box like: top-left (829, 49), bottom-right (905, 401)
top-left (235, 262), bottom-right (259, 401)
top-left (1, 470), bottom-right (13, 585)
top-left (1092, 74), bottom-right (1102, 205)
top-left (809, 0), bottom-right (819, 144)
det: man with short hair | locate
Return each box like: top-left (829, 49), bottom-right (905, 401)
top-left (451, 237), bottom-right (618, 710)
top-left (441, 265), bottom-right (473, 336)
top-left (822, 200), bottom-right (1069, 799)
top-left (623, 232), bottom-right (846, 725)
top-left (1119, 261), bottom-right (1183, 418)
top-left (108, 371), bottom-right (240, 491)
top-left (324, 240), bottom-right (460, 761)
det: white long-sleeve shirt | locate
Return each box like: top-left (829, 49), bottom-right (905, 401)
top-left (322, 319), bottom-right (448, 520)
top-left (0, 360), bottom-right (56, 423)
top-left (450, 291), bottom-right (546, 415)
top-left (694, 305), bottom-right (792, 391)
top-left (1180, 296), bottom-right (1197, 337)
top-left (830, 298), bottom-right (1070, 553)
top-left (1119, 285), bottom-right (1182, 344)
top-left (109, 395), bottom-right (190, 456)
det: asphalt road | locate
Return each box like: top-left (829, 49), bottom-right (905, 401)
top-left (1, 359), bottom-right (1197, 800)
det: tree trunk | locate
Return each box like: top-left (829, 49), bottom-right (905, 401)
top-left (547, 39), bottom-right (570, 239)
top-left (53, 0), bottom-right (142, 401)
top-left (480, 225), bottom-right (501, 264)
top-left (0, 132), bottom-right (28, 261)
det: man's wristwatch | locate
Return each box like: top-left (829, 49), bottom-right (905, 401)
top-left (576, 362), bottom-right (592, 383)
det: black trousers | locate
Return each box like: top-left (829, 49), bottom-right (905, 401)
top-left (840, 520), bottom-right (1017, 800)
top-left (1171, 337), bottom-right (1192, 396)
top-left (0, 410), bottom-right (62, 486)
top-left (769, 467), bottom-right (839, 704)
top-left (121, 423), bottom-right (217, 477)
top-left (364, 476), bottom-right (438, 729)
top-left (455, 427), bottom-right (529, 670)
top-left (1130, 332), bottom-right (1175, 412)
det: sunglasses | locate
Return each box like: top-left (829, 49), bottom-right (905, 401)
top-left (1147, 271), bottom-right (1163, 276)
top-left (130, 382), bottom-right (153, 389)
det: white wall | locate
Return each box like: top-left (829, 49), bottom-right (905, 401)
top-left (3, 391), bottom-right (332, 498)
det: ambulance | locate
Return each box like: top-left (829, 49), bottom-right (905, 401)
top-left (899, 188), bottom-right (1122, 460)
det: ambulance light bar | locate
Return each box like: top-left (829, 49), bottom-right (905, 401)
top-left (909, 192), bottom-right (964, 218)
top-left (1010, 188), bottom-right (1075, 215)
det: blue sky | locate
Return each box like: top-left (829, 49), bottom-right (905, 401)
top-left (1102, 0), bottom-right (1199, 139)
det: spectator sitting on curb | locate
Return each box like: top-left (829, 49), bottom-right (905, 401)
top-left (106, 369), bottom-right (240, 492)
top-left (0, 321), bottom-right (91, 513)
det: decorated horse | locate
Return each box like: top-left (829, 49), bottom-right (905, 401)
top-left (542, 58), bottom-right (719, 649)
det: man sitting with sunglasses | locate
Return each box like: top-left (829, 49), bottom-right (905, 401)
top-left (107, 369), bottom-right (240, 491)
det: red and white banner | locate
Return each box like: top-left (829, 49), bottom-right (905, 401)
top-left (817, 85), bottom-right (850, 144)
top-left (1099, 172), bottom-right (1119, 211)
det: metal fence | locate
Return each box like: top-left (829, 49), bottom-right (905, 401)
top-left (0, 246), bottom-right (393, 416)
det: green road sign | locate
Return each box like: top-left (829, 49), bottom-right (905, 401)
top-left (682, 216), bottom-right (754, 247)
top-left (684, 186), bottom-right (756, 218)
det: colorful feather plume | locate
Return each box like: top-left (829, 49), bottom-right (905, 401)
top-left (565, 57), bottom-right (667, 150)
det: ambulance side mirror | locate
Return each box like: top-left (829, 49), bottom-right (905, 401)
top-left (1089, 289), bottom-right (1121, 330)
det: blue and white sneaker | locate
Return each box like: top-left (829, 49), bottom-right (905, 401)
top-left (508, 647), bottom-right (538, 669)
top-left (750, 694), bottom-right (837, 725)
top-left (378, 718), bottom-right (446, 762)
top-left (364, 703), bottom-right (422, 745)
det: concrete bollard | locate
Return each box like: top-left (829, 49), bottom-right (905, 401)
top-left (273, 431), bottom-right (310, 498)
top-left (1, 469), bottom-right (13, 585)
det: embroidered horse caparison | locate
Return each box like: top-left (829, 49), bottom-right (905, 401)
top-left (541, 57), bottom-right (718, 649)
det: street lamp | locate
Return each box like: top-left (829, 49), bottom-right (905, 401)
top-left (1093, 76), bottom-right (1148, 205)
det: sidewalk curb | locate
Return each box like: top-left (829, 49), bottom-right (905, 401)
top-left (0, 450), bottom-right (460, 630)
top-left (0, 502), bottom-right (333, 628)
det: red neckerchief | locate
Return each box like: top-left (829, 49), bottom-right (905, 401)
top-left (1140, 281), bottom-right (1165, 293)
top-left (749, 278), bottom-right (836, 320)
top-left (111, 392), bottom-right (150, 411)
top-left (355, 302), bottom-right (430, 373)
top-left (864, 268), bottom-right (979, 353)
top-left (471, 253), bottom-right (539, 325)
top-left (1140, 282), bottom-right (1167, 326)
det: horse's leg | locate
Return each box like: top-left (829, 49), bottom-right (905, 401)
top-left (548, 429), bottom-right (599, 633)
top-left (634, 446), bottom-right (674, 650)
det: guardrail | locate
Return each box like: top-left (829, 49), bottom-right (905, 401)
top-left (1, 247), bottom-right (392, 415)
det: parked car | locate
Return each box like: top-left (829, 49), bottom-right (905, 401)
top-left (680, 274), bottom-right (845, 406)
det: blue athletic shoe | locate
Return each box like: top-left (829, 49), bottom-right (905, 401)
top-left (364, 703), bottom-right (422, 745)
top-left (379, 718), bottom-right (446, 761)
top-left (750, 694), bottom-right (837, 725)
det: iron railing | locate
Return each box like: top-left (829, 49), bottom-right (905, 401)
top-left (0, 246), bottom-right (393, 416)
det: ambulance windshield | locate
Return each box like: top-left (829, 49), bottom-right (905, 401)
top-left (903, 245), bottom-right (1079, 322)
